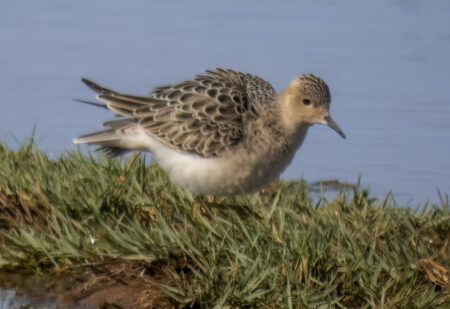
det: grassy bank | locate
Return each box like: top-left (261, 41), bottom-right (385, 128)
top-left (0, 141), bottom-right (449, 308)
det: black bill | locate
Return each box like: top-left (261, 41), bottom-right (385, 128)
top-left (324, 115), bottom-right (346, 139)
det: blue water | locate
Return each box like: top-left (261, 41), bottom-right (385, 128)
top-left (1, 0), bottom-right (450, 205)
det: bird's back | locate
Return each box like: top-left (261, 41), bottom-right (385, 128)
top-left (76, 69), bottom-right (278, 158)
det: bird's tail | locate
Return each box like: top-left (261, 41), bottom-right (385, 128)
top-left (73, 78), bottom-right (145, 156)
top-left (74, 78), bottom-right (152, 156)
top-left (73, 119), bottom-right (139, 156)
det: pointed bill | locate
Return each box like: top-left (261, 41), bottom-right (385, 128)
top-left (324, 115), bottom-right (345, 139)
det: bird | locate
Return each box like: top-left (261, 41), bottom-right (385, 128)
top-left (74, 68), bottom-right (345, 195)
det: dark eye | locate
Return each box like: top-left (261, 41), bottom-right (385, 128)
top-left (302, 99), bottom-right (311, 106)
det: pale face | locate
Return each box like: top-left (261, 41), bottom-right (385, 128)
top-left (280, 75), bottom-right (345, 138)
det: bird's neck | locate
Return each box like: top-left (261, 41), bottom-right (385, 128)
top-left (277, 88), bottom-right (302, 134)
top-left (258, 106), bottom-right (310, 156)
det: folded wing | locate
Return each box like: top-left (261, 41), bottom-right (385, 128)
top-left (78, 68), bottom-right (276, 157)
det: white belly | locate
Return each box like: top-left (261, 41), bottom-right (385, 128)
top-left (148, 137), bottom-right (299, 195)
top-left (125, 127), bottom-right (307, 195)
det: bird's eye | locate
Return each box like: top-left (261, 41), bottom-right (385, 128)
top-left (302, 99), bottom-right (311, 106)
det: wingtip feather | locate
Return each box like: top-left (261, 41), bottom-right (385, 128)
top-left (73, 98), bottom-right (109, 110)
top-left (81, 78), bottom-right (111, 94)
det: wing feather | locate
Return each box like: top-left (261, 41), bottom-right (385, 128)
top-left (81, 69), bottom-right (277, 157)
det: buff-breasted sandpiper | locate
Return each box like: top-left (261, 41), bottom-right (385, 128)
top-left (74, 68), bottom-right (345, 195)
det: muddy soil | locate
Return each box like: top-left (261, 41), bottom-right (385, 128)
top-left (0, 259), bottom-right (183, 308)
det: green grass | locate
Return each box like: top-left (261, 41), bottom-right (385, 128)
top-left (0, 140), bottom-right (449, 308)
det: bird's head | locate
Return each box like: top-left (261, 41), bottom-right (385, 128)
top-left (279, 74), bottom-right (345, 139)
